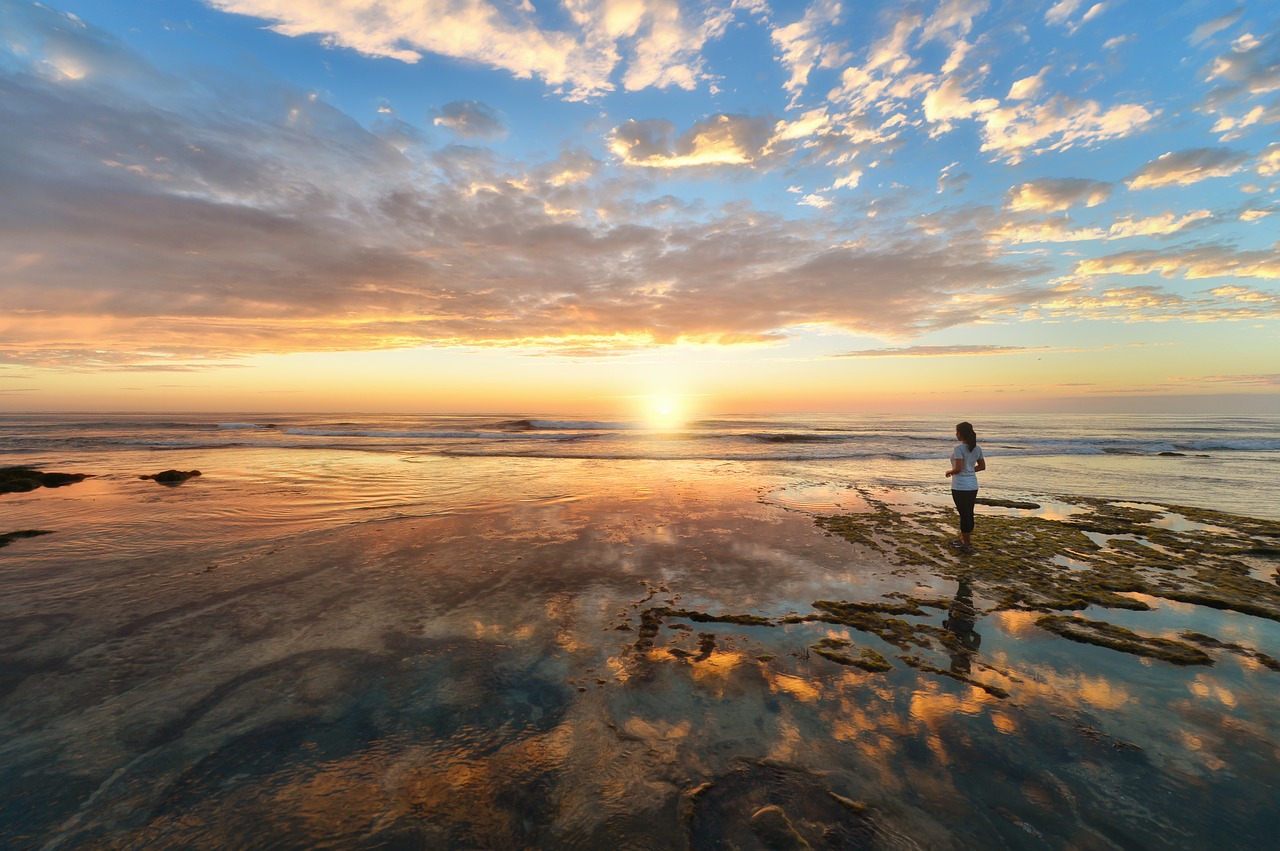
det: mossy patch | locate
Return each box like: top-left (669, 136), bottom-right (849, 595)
top-left (810, 639), bottom-right (892, 672)
top-left (1036, 615), bottom-right (1212, 666)
top-left (812, 490), bottom-right (1280, 671)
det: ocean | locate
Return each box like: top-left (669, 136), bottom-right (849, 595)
top-left (3, 412), bottom-right (1279, 848)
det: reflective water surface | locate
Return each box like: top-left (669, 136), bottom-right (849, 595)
top-left (2, 450), bottom-right (1278, 849)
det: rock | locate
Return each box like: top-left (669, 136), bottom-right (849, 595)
top-left (0, 530), bottom-right (54, 548)
top-left (140, 469), bottom-right (202, 484)
top-left (0, 466), bottom-right (89, 494)
top-left (1158, 451), bottom-right (1186, 457)
top-left (749, 805), bottom-right (811, 850)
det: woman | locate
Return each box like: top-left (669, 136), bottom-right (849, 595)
top-left (945, 421), bottom-right (985, 552)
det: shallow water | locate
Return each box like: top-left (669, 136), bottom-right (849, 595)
top-left (3, 428), bottom-right (1280, 848)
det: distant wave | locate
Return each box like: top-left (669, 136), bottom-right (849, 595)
top-left (284, 428), bottom-right (593, 441)
top-left (498, 419), bottom-right (639, 431)
top-left (218, 423), bottom-right (274, 430)
top-left (748, 433), bottom-right (850, 444)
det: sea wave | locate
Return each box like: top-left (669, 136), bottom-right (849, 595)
top-left (284, 428), bottom-right (592, 441)
top-left (499, 419), bottom-right (640, 431)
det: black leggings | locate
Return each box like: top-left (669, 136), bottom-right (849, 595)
top-left (952, 489), bottom-right (978, 534)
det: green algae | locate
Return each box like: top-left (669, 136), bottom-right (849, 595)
top-left (810, 639), bottom-right (892, 672)
top-left (1036, 615), bottom-right (1212, 666)
top-left (0, 529), bottom-right (54, 549)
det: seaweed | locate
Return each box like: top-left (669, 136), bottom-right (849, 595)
top-left (1036, 615), bottom-right (1212, 666)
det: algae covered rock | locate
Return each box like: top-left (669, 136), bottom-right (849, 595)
top-left (140, 469), bottom-right (202, 485)
top-left (1036, 615), bottom-right (1212, 665)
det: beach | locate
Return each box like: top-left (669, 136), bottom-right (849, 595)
top-left (2, 414), bottom-right (1279, 848)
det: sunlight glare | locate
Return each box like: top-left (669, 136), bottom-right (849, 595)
top-left (648, 396), bottom-right (684, 429)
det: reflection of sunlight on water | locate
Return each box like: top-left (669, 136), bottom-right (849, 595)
top-left (761, 482), bottom-right (855, 513)
top-left (766, 671), bottom-right (822, 703)
top-left (1188, 675), bottom-right (1237, 708)
top-left (689, 650), bottom-right (748, 694)
top-left (909, 683), bottom-right (991, 722)
top-left (990, 610), bottom-right (1041, 637)
top-left (989, 651), bottom-right (1133, 709)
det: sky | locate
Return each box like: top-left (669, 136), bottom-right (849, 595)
top-left (1, 0), bottom-right (1278, 417)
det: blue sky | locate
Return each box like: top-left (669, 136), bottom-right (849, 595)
top-left (1, 0), bottom-right (1277, 413)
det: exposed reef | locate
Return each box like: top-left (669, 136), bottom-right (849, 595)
top-left (813, 490), bottom-right (1280, 670)
top-left (1, 466), bottom-right (89, 494)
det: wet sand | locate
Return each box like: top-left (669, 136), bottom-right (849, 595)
top-left (3, 464), bottom-right (1279, 848)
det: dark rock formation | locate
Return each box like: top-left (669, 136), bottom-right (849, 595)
top-left (0, 467), bottom-right (89, 494)
top-left (140, 470), bottom-right (202, 485)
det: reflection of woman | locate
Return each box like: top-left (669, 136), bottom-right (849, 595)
top-left (945, 421), bottom-right (985, 553)
top-left (943, 579), bottom-right (981, 674)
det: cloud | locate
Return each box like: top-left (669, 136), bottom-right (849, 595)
top-left (432, 101), bottom-right (505, 138)
top-left (205, 0), bottom-right (739, 99)
top-left (979, 96), bottom-right (1156, 163)
top-left (609, 114), bottom-right (776, 168)
top-left (1171, 373), bottom-right (1280, 387)
top-left (922, 75), bottom-right (999, 132)
top-left (1190, 8), bottom-right (1244, 46)
top-left (987, 218), bottom-right (1104, 244)
top-left (1045, 0), bottom-right (1105, 32)
top-left (0, 4), bottom-right (1057, 369)
top-left (832, 344), bottom-right (1037, 358)
top-left (1105, 210), bottom-right (1212, 239)
top-left (1039, 283), bottom-right (1280, 324)
top-left (771, 0), bottom-right (843, 104)
top-left (1005, 178), bottom-right (1112, 212)
top-left (1045, 0), bottom-right (1085, 27)
top-left (1126, 147), bottom-right (1249, 189)
top-left (1204, 28), bottom-right (1280, 96)
top-left (1007, 68), bottom-right (1047, 101)
top-left (1257, 143), bottom-right (1280, 176)
top-left (1073, 246), bottom-right (1280, 280)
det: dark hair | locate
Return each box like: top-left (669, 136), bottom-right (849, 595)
top-left (956, 421), bottom-right (977, 451)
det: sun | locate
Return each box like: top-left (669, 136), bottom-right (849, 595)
top-left (647, 396), bottom-right (683, 429)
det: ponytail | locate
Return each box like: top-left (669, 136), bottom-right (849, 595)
top-left (956, 421), bottom-right (977, 451)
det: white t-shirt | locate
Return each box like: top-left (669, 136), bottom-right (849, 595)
top-left (951, 443), bottom-right (984, 491)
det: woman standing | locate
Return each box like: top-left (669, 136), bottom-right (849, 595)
top-left (945, 421), bottom-right (985, 552)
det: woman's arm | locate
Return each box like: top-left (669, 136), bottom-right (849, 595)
top-left (946, 455), bottom-right (963, 477)
top-left (975, 457), bottom-right (986, 472)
